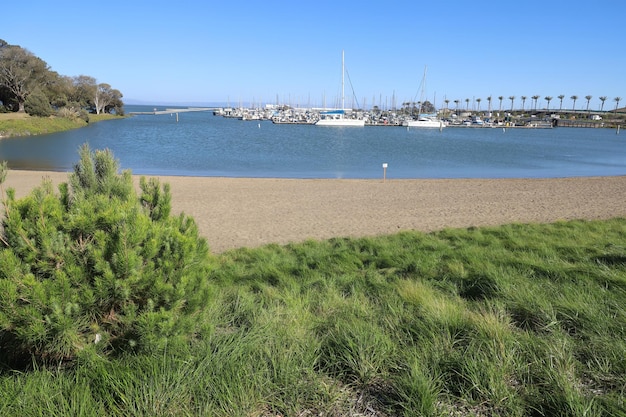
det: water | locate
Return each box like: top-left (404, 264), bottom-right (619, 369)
top-left (1, 106), bottom-right (625, 179)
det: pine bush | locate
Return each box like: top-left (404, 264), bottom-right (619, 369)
top-left (0, 145), bottom-right (212, 367)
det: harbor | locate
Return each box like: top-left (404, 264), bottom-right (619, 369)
top-left (2, 106), bottom-right (624, 179)
top-left (209, 104), bottom-right (618, 129)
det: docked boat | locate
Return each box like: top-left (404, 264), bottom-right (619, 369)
top-left (315, 50), bottom-right (365, 127)
top-left (402, 66), bottom-right (446, 129)
top-left (316, 109), bottom-right (364, 126)
top-left (402, 117), bottom-right (445, 128)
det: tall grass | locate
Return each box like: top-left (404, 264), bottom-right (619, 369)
top-left (1, 218), bottom-right (625, 416)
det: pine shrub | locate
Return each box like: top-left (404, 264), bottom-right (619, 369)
top-left (0, 145), bottom-right (213, 367)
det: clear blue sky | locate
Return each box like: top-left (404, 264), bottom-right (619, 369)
top-left (5, 0), bottom-right (625, 110)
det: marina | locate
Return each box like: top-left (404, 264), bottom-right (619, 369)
top-left (0, 106), bottom-right (624, 179)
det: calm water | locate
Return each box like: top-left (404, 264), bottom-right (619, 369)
top-left (1, 106), bottom-right (625, 179)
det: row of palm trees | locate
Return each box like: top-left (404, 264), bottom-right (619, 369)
top-left (442, 95), bottom-right (622, 114)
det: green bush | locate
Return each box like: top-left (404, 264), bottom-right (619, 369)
top-left (24, 89), bottom-right (53, 117)
top-left (0, 145), bottom-right (213, 367)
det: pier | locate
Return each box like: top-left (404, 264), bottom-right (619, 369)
top-left (129, 107), bottom-right (215, 115)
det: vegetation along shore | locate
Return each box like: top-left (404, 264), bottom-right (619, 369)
top-left (0, 149), bottom-right (625, 415)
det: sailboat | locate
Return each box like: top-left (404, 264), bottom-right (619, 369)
top-left (315, 50), bottom-right (365, 127)
top-left (402, 66), bottom-right (446, 129)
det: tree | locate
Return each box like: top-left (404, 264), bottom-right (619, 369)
top-left (585, 95), bottom-right (592, 113)
top-left (571, 95), bottom-right (578, 111)
top-left (599, 96), bottom-right (607, 112)
top-left (0, 145), bottom-right (213, 366)
top-left (71, 75), bottom-right (97, 109)
top-left (486, 96), bottom-right (492, 112)
top-left (558, 95), bottom-right (565, 111)
top-left (521, 96), bottom-right (527, 112)
top-left (532, 95), bottom-right (540, 111)
top-left (24, 88), bottom-right (52, 116)
top-left (498, 96), bottom-right (503, 112)
top-left (0, 43), bottom-right (50, 112)
top-left (465, 98), bottom-right (470, 111)
top-left (544, 96), bottom-right (553, 111)
top-left (93, 83), bottom-right (123, 114)
top-left (615, 97), bottom-right (622, 112)
top-left (508, 96), bottom-right (515, 111)
top-left (476, 98), bottom-right (481, 112)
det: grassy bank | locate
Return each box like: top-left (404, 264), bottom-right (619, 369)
top-left (1, 219), bottom-right (625, 416)
top-left (0, 113), bottom-right (121, 138)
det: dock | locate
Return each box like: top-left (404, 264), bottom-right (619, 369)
top-left (129, 107), bottom-right (215, 115)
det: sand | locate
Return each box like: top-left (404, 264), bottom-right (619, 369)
top-left (3, 170), bottom-right (626, 253)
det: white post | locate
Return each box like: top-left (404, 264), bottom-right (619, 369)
top-left (382, 163), bottom-right (388, 182)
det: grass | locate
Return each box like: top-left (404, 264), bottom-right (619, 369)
top-left (1, 218), bottom-right (625, 416)
top-left (0, 112), bottom-right (121, 138)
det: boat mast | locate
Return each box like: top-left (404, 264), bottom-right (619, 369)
top-left (341, 49), bottom-right (345, 111)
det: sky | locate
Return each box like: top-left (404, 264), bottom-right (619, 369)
top-left (4, 0), bottom-right (625, 110)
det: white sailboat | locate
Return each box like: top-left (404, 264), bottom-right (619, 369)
top-left (315, 50), bottom-right (365, 127)
top-left (402, 66), bottom-right (446, 129)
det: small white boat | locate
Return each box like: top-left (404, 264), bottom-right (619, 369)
top-left (402, 117), bottom-right (445, 128)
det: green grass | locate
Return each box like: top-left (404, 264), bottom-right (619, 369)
top-left (0, 113), bottom-right (121, 138)
top-left (1, 218), bottom-right (625, 416)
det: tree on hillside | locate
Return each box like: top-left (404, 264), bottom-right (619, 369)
top-left (93, 83), bottom-right (123, 114)
top-left (615, 97), bottom-right (622, 112)
top-left (0, 42), bottom-right (50, 112)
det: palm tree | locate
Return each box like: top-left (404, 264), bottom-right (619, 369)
top-left (498, 96), bottom-right (503, 112)
top-left (585, 95), bottom-right (593, 112)
top-left (615, 97), bottom-right (622, 112)
top-left (558, 94), bottom-right (565, 111)
top-left (599, 96), bottom-right (607, 112)
top-left (545, 96), bottom-right (553, 110)
top-left (486, 96), bottom-right (492, 113)
top-left (521, 96), bottom-right (527, 112)
top-left (444, 99), bottom-right (450, 117)
top-left (532, 95), bottom-right (540, 111)
top-left (476, 98), bottom-right (482, 112)
top-left (454, 99), bottom-right (460, 115)
top-left (465, 98), bottom-right (470, 111)
top-left (508, 96), bottom-right (515, 111)
top-left (571, 95), bottom-right (578, 111)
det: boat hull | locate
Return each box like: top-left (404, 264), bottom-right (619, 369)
top-left (315, 118), bottom-right (365, 127)
top-left (402, 119), bottom-right (445, 128)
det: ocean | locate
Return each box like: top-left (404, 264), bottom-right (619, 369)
top-left (0, 105), bottom-right (624, 179)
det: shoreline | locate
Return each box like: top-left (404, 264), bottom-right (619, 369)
top-left (3, 170), bottom-right (626, 253)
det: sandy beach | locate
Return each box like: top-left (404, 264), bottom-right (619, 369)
top-left (3, 170), bottom-right (626, 253)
